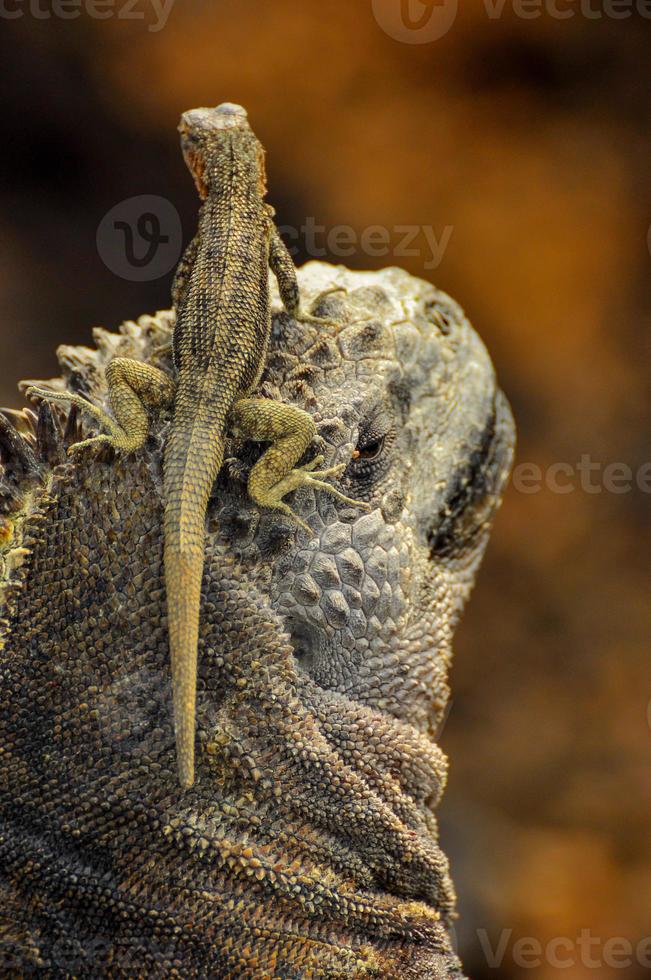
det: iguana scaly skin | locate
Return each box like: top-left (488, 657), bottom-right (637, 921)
top-left (0, 264), bottom-right (515, 978)
top-left (27, 103), bottom-right (361, 789)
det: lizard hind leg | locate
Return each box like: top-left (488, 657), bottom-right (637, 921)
top-left (229, 397), bottom-right (368, 535)
top-left (26, 357), bottom-right (175, 455)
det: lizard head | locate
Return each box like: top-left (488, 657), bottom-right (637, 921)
top-left (178, 102), bottom-right (267, 199)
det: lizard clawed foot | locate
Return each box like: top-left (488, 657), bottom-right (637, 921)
top-left (296, 288), bottom-right (347, 329)
top-left (68, 428), bottom-right (143, 454)
top-left (66, 433), bottom-right (128, 456)
top-left (67, 434), bottom-right (107, 456)
top-left (223, 456), bottom-right (250, 483)
top-left (294, 458), bottom-right (370, 509)
top-left (25, 385), bottom-right (140, 454)
top-left (297, 311), bottom-right (339, 328)
top-left (259, 455), bottom-right (369, 535)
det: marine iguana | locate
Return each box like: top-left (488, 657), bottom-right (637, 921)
top-left (0, 263), bottom-right (514, 978)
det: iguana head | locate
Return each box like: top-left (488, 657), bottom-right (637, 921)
top-left (254, 264), bottom-right (515, 736)
top-left (0, 263), bottom-right (514, 978)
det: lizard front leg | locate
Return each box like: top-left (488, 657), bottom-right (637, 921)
top-left (230, 397), bottom-right (368, 534)
top-left (268, 226), bottom-right (341, 327)
top-left (26, 358), bottom-right (175, 454)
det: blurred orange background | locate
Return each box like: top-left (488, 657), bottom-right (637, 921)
top-left (0, 3), bottom-right (649, 977)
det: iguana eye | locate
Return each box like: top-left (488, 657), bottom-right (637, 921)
top-left (355, 435), bottom-right (385, 461)
top-left (346, 408), bottom-right (396, 498)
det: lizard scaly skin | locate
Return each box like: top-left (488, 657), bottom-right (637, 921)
top-left (27, 104), bottom-right (362, 789)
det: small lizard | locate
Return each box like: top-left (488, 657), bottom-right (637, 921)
top-left (27, 102), bottom-right (363, 789)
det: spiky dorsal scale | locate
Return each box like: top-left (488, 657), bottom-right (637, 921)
top-left (0, 310), bottom-right (175, 657)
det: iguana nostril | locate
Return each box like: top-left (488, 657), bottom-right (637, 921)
top-left (285, 618), bottom-right (321, 673)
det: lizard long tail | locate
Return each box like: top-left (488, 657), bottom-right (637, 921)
top-left (163, 413), bottom-right (226, 789)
